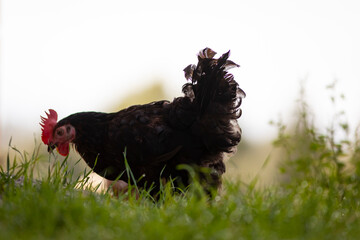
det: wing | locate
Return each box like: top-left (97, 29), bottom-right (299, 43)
top-left (107, 100), bottom-right (182, 170)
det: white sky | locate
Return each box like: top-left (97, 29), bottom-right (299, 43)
top-left (1, 0), bottom-right (360, 152)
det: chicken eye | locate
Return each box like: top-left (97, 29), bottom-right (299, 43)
top-left (56, 129), bottom-right (64, 136)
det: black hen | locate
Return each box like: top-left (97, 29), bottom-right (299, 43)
top-left (40, 48), bottom-right (246, 192)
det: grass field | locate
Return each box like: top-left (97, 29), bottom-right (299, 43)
top-left (1, 89), bottom-right (360, 239)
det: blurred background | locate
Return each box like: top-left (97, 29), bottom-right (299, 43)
top-left (1, 0), bottom-right (360, 184)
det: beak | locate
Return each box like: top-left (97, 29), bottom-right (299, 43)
top-left (47, 143), bottom-right (56, 153)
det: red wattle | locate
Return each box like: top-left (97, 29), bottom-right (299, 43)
top-left (56, 143), bottom-right (70, 156)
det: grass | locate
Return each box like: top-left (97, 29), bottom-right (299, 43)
top-left (1, 85), bottom-right (360, 239)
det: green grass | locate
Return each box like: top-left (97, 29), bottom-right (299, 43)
top-left (1, 159), bottom-right (360, 240)
top-left (1, 85), bottom-right (360, 239)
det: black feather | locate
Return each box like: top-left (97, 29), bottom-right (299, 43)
top-left (52, 48), bottom-right (245, 194)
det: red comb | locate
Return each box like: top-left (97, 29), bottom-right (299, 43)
top-left (40, 109), bottom-right (58, 145)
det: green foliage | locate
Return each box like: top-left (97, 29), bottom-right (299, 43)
top-left (1, 161), bottom-right (360, 239)
top-left (271, 83), bottom-right (360, 191)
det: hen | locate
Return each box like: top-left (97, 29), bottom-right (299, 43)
top-left (40, 48), bottom-right (245, 193)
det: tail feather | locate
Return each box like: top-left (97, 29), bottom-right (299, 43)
top-left (183, 48), bottom-right (245, 116)
top-left (171, 48), bottom-right (245, 153)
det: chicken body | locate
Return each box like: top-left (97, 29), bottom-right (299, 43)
top-left (42, 48), bottom-right (245, 192)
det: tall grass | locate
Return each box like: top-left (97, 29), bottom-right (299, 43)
top-left (272, 83), bottom-right (360, 191)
